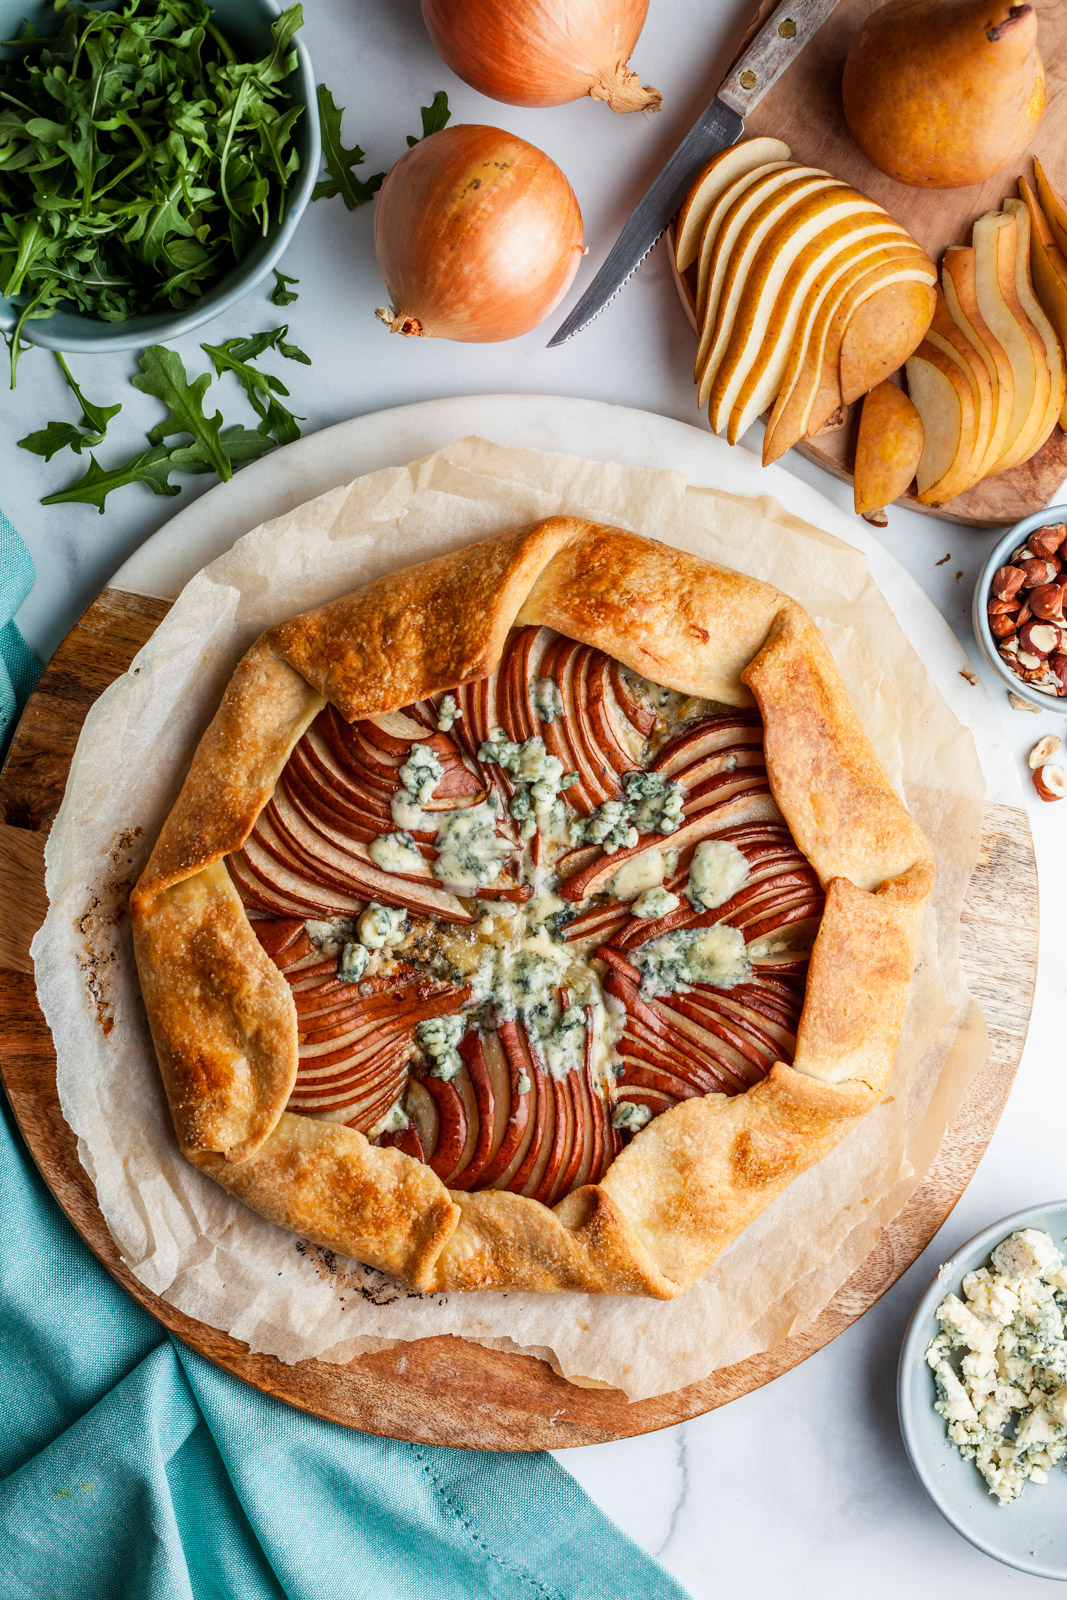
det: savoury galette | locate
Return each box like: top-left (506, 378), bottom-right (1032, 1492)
top-left (131, 517), bottom-right (934, 1299)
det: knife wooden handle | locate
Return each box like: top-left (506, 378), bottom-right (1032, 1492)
top-left (719, 0), bottom-right (842, 117)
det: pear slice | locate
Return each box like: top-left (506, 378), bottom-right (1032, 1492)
top-left (762, 245), bottom-right (933, 463)
top-left (1003, 197), bottom-right (1067, 453)
top-left (905, 341), bottom-right (982, 505)
top-left (922, 289), bottom-right (997, 482)
top-left (696, 173), bottom-right (845, 410)
top-left (972, 211), bottom-right (1050, 475)
top-left (724, 211), bottom-right (923, 444)
top-left (839, 279), bottom-right (936, 404)
top-left (694, 166), bottom-right (835, 385)
top-left (941, 246), bottom-right (1016, 475)
top-left (1018, 176), bottom-right (1067, 429)
top-left (694, 161), bottom-right (795, 331)
top-left (1034, 157), bottom-right (1067, 260)
top-left (853, 382), bottom-right (924, 516)
top-left (675, 137), bottom-right (792, 273)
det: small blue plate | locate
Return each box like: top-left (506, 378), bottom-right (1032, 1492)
top-left (0, 0), bottom-right (319, 353)
top-left (899, 1200), bottom-right (1067, 1580)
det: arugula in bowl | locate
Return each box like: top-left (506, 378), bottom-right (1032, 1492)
top-left (0, 0), bottom-right (309, 360)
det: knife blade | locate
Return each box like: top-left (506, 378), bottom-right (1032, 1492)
top-left (547, 0), bottom-right (842, 347)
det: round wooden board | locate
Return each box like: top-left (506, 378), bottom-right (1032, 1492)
top-left (0, 587), bottom-right (1038, 1450)
top-left (681, 0), bottom-right (1067, 528)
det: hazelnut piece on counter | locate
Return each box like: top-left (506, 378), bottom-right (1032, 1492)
top-left (1033, 763), bottom-right (1067, 802)
top-left (1028, 583), bottom-right (1065, 622)
top-left (991, 564), bottom-right (1026, 601)
top-left (1007, 692), bottom-right (1041, 714)
top-left (1029, 523), bottom-right (1067, 559)
top-left (1029, 734), bottom-right (1062, 768)
top-left (1019, 620), bottom-right (1062, 658)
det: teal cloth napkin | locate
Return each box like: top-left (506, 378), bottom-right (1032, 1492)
top-left (0, 508), bottom-right (41, 748)
top-left (0, 1093), bottom-right (692, 1599)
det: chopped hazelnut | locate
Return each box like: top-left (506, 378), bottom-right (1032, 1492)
top-left (1029, 523), bottom-right (1067, 559)
top-left (1033, 763), bottom-right (1067, 801)
top-left (991, 564), bottom-right (1026, 601)
top-left (1028, 583), bottom-right (1065, 622)
top-left (1029, 734), bottom-right (1062, 768)
top-left (1019, 620), bottom-right (1061, 657)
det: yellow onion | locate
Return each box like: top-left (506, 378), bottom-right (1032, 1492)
top-left (374, 125), bottom-right (586, 343)
top-left (421, 0), bottom-right (661, 113)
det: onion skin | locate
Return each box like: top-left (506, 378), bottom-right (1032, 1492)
top-left (374, 125), bottom-right (586, 343)
top-left (421, 0), bottom-right (661, 113)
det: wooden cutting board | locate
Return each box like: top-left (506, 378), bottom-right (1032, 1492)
top-left (682, 0), bottom-right (1067, 527)
top-left (0, 584), bottom-right (1038, 1448)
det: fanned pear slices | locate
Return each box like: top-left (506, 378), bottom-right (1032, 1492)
top-left (677, 138), bottom-right (935, 456)
top-left (675, 136), bottom-right (791, 274)
top-left (1019, 177), bottom-right (1067, 431)
top-left (905, 203), bottom-right (1067, 506)
top-left (763, 242), bottom-right (934, 464)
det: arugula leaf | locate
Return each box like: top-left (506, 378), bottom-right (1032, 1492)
top-left (171, 425), bottom-right (277, 474)
top-left (312, 84), bottom-right (383, 209)
top-left (132, 344), bottom-right (231, 481)
top-left (269, 269), bottom-right (299, 306)
top-left (18, 419), bottom-right (85, 462)
top-left (17, 350), bottom-right (121, 459)
top-left (201, 326), bottom-right (306, 446)
top-left (0, 1), bottom-right (306, 355)
top-left (41, 445), bottom-right (185, 514)
top-left (55, 353), bottom-right (122, 439)
top-left (407, 91), bottom-right (451, 147)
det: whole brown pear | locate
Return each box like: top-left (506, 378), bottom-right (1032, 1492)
top-left (842, 0), bottom-right (1045, 188)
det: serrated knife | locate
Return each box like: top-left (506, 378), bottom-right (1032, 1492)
top-left (547, 0), bottom-right (842, 347)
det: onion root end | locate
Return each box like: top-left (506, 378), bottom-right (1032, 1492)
top-left (588, 64), bottom-right (662, 114)
top-left (375, 306), bottom-right (426, 337)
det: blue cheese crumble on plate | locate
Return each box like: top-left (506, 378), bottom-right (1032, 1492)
top-left (926, 1228), bottom-right (1067, 1504)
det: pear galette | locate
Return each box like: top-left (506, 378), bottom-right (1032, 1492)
top-left (131, 518), bottom-right (934, 1299)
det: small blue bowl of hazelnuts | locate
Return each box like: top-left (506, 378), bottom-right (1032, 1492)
top-left (974, 507), bottom-right (1067, 748)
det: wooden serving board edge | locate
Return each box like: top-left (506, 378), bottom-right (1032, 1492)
top-left (0, 586), bottom-right (1038, 1449)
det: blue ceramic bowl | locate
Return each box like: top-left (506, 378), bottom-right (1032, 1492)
top-left (972, 504), bottom-right (1067, 714)
top-left (0, 0), bottom-right (319, 353)
top-left (898, 1200), bottom-right (1067, 1580)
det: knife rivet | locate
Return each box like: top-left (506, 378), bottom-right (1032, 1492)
top-left (778, 17), bottom-right (797, 37)
top-left (739, 68), bottom-right (758, 89)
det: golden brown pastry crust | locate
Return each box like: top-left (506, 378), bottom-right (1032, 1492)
top-left (131, 517), bottom-right (935, 1298)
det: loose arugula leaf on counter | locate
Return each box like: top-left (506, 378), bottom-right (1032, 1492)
top-left (132, 345), bottom-right (232, 482)
top-left (201, 326), bottom-right (308, 446)
top-left (56, 355), bottom-right (123, 441)
top-left (40, 421), bottom-right (277, 512)
top-left (270, 270), bottom-right (300, 306)
top-left (41, 445), bottom-right (186, 513)
top-left (17, 419), bottom-right (86, 463)
top-left (0, 0), bottom-right (306, 347)
top-left (18, 351), bottom-right (122, 459)
top-left (407, 91), bottom-right (451, 147)
top-left (171, 426), bottom-right (277, 474)
top-left (312, 84), bottom-right (384, 209)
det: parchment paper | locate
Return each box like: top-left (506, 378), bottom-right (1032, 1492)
top-left (32, 436), bottom-right (988, 1402)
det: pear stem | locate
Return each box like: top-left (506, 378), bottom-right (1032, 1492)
top-left (986, 5), bottom-right (1032, 43)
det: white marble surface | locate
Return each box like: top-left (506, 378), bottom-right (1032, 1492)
top-left (3, 0), bottom-right (1067, 1592)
